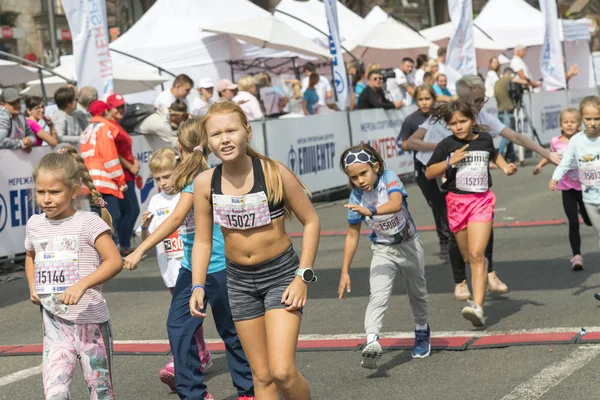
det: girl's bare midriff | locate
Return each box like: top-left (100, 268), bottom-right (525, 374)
top-left (221, 217), bottom-right (291, 266)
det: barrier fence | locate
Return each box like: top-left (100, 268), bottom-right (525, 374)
top-left (1, 87), bottom-right (598, 258)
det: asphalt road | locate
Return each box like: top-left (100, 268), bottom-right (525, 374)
top-left (3, 165), bottom-right (600, 400)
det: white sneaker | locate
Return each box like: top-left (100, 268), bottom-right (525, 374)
top-left (461, 300), bottom-right (485, 327)
top-left (361, 340), bottom-right (382, 369)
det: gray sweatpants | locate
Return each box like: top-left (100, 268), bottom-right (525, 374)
top-left (584, 203), bottom-right (600, 247)
top-left (364, 237), bottom-right (429, 336)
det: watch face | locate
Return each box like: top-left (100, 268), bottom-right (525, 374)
top-left (303, 269), bottom-right (314, 282)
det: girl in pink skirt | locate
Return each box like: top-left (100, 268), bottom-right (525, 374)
top-left (425, 99), bottom-right (517, 327)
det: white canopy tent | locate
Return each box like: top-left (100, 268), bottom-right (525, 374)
top-left (420, 22), bottom-right (509, 70)
top-left (20, 55), bottom-right (170, 97)
top-left (274, 0), bottom-right (367, 49)
top-left (202, 16), bottom-right (330, 59)
top-left (0, 60), bottom-right (39, 86)
top-left (474, 0), bottom-right (596, 89)
top-left (364, 5), bottom-right (388, 25)
top-left (345, 16), bottom-right (433, 66)
top-left (109, 0), bottom-right (326, 103)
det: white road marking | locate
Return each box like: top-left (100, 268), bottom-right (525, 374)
top-left (0, 365), bottom-right (42, 387)
top-left (500, 344), bottom-right (600, 400)
top-left (113, 326), bottom-right (594, 344)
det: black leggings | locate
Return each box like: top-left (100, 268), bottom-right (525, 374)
top-left (562, 189), bottom-right (592, 256)
top-left (415, 161), bottom-right (451, 246)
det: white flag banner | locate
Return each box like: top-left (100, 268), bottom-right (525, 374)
top-left (63, 0), bottom-right (114, 99)
top-left (539, 0), bottom-right (566, 91)
top-left (324, 0), bottom-right (349, 110)
top-left (447, 0), bottom-right (476, 91)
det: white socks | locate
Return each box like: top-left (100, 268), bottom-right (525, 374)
top-left (367, 333), bottom-right (378, 344)
top-left (416, 324), bottom-right (428, 331)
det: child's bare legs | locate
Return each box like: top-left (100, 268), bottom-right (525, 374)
top-left (454, 222), bottom-right (492, 309)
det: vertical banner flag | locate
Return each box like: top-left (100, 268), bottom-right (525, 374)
top-left (539, 0), bottom-right (566, 91)
top-left (447, 0), bottom-right (476, 90)
top-left (324, 0), bottom-right (349, 110)
top-left (63, 0), bottom-right (114, 99)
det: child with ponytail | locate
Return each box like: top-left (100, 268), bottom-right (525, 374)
top-left (25, 148), bottom-right (123, 399)
top-left (189, 101), bottom-right (320, 400)
top-left (124, 119), bottom-right (254, 400)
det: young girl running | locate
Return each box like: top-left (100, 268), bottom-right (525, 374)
top-left (134, 147), bottom-right (212, 391)
top-left (426, 99), bottom-right (517, 327)
top-left (124, 119), bottom-right (254, 400)
top-left (534, 108), bottom-right (591, 270)
top-left (25, 149), bottom-right (123, 399)
top-left (551, 97), bottom-right (600, 287)
top-left (337, 143), bottom-right (430, 369)
top-left (399, 85), bottom-right (451, 258)
top-left (189, 101), bottom-right (320, 400)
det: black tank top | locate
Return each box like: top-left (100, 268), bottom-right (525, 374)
top-left (211, 157), bottom-right (285, 220)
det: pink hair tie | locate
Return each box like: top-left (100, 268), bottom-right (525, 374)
top-left (57, 148), bottom-right (69, 155)
top-left (94, 197), bottom-right (107, 208)
top-left (193, 145), bottom-right (204, 153)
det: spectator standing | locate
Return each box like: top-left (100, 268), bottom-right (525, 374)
top-left (52, 86), bottom-right (82, 144)
top-left (72, 86), bottom-right (98, 132)
top-left (357, 70), bottom-right (403, 110)
top-left (437, 47), bottom-right (447, 74)
top-left (233, 75), bottom-right (263, 121)
top-left (426, 59), bottom-right (439, 77)
top-left (510, 45), bottom-right (540, 90)
top-left (0, 88), bottom-right (35, 151)
top-left (303, 73), bottom-right (320, 115)
top-left (80, 100), bottom-right (126, 241)
top-left (414, 54), bottom-right (429, 86)
top-left (350, 62), bottom-right (367, 109)
top-left (257, 73), bottom-right (288, 118)
top-left (494, 68), bottom-right (522, 163)
top-left (386, 57), bottom-right (415, 106)
top-left (190, 77), bottom-right (214, 117)
top-left (485, 57), bottom-right (501, 98)
top-left (301, 62), bottom-right (333, 109)
top-left (216, 79), bottom-right (237, 102)
top-left (422, 72), bottom-right (435, 88)
top-left (285, 79), bottom-right (305, 115)
top-left (154, 74), bottom-right (193, 114)
top-left (107, 94), bottom-right (140, 256)
top-left (25, 96), bottom-right (59, 146)
top-left (432, 74), bottom-right (454, 102)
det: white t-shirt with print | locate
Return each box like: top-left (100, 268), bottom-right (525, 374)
top-left (301, 75), bottom-right (332, 107)
top-left (415, 110), bottom-right (507, 165)
top-left (259, 86), bottom-right (284, 116)
top-left (386, 68), bottom-right (413, 104)
top-left (135, 192), bottom-right (183, 288)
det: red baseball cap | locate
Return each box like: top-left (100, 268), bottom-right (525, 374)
top-left (106, 93), bottom-right (126, 109)
top-left (89, 100), bottom-right (108, 116)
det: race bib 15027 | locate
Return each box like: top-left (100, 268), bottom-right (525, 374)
top-left (213, 192), bottom-right (272, 230)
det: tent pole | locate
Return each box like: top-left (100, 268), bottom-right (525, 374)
top-left (330, 61), bottom-right (338, 102)
top-left (292, 57), bottom-right (300, 80)
top-left (229, 61), bottom-right (235, 82)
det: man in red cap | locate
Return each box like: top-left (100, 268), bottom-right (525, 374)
top-left (105, 94), bottom-right (140, 256)
top-left (81, 99), bottom-right (126, 246)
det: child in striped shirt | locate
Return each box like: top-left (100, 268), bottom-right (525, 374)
top-left (25, 149), bottom-right (123, 400)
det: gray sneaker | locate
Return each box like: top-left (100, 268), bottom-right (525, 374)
top-left (361, 340), bottom-right (382, 369)
top-left (461, 300), bottom-right (485, 327)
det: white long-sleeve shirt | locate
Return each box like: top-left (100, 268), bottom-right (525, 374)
top-left (552, 131), bottom-right (600, 205)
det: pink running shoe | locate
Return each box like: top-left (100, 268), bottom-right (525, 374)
top-left (571, 255), bottom-right (584, 271)
top-left (200, 350), bottom-right (213, 373)
top-left (238, 396), bottom-right (255, 400)
top-left (159, 362), bottom-right (176, 392)
top-left (204, 393), bottom-right (214, 400)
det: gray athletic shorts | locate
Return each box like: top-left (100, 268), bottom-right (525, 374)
top-left (226, 245), bottom-right (300, 321)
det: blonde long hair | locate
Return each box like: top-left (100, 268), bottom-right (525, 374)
top-left (33, 147), bottom-right (113, 228)
top-left (172, 118), bottom-right (209, 191)
top-left (201, 101), bottom-right (311, 219)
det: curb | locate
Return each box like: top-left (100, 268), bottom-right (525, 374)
top-left (0, 331), bottom-right (589, 356)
